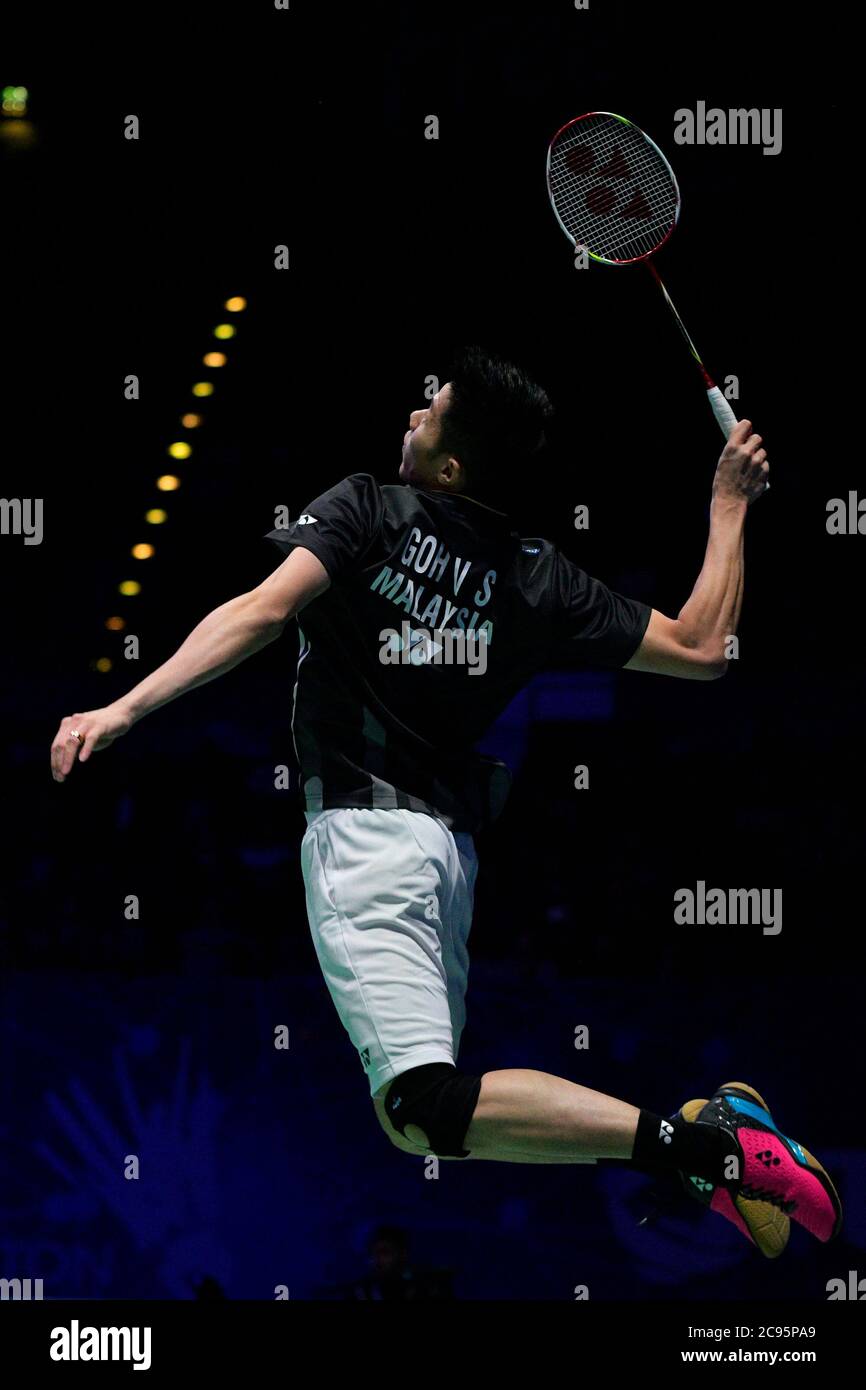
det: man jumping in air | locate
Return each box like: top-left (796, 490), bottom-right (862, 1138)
top-left (51, 347), bottom-right (841, 1261)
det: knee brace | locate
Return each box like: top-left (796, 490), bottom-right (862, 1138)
top-left (384, 1063), bottom-right (482, 1158)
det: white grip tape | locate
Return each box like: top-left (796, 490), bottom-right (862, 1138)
top-left (707, 385), bottom-right (738, 438)
top-left (707, 385), bottom-right (769, 492)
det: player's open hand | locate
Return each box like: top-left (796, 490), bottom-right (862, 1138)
top-left (51, 703), bottom-right (132, 782)
top-left (713, 419), bottom-right (770, 506)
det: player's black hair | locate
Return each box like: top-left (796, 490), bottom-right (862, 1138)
top-left (438, 346), bottom-right (554, 504)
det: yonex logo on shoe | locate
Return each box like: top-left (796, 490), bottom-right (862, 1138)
top-left (758, 1149), bottom-right (781, 1169)
top-left (659, 1120), bottom-right (674, 1144)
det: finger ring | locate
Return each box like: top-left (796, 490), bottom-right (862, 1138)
top-left (68, 728), bottom-right (84, 745)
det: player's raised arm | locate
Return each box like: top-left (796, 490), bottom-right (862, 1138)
top-left (50, 546), bottom-right (330, 783)
top-left (623, 419), bottom-right (769, 680)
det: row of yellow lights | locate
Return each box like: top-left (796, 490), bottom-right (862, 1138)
top-left (93, 297), bottom-right (247, 671)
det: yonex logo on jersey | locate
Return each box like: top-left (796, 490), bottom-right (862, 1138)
top-left (379, 621), bottom-right (489, 675)
top-left (659, 1120), bottom-right (674, 1144)
top-left (359, 1047), bottom-right (370, 1069)
top-left (297, 515), bottom-right (318, 525)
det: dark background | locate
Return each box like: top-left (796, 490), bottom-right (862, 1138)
top-left (1, 4), bottom-right (861, 1301)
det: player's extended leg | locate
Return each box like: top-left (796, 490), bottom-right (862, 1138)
top-left (383, 1065), bottom-right (841, 1252)
top-left (465, 1069), bottom-right (638, 1158)
top-left (468, 1071), bottom-right (841, 1243)
top-left (371, 1093), bottom-right (597, 1163)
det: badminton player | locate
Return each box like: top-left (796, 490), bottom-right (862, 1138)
top-left (50, 347), bottom-right (841, 1259)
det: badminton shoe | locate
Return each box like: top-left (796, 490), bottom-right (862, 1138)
top-left (675, 1081), bottom-right (842, 1256)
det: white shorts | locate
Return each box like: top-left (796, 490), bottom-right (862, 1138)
top-left (300, 807), bottom-right (478, 1097)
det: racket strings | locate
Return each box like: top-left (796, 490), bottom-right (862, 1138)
top-left (550, 118), bottom-right (675, 250)
top-left (548, 114), bottom-right (678, 262)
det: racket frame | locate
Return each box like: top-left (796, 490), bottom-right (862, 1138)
top-left (545, 110), bottom-right (681, 266)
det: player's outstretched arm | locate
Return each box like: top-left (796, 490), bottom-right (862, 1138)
top-left (50, 546), bottom-right (330, 782)
top-left (624, 419), bottom-right (769, 681)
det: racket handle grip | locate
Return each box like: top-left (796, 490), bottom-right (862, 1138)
top-left (707, 385), bottom-right (738, 438)
top-left (706, 385), bottom-right (770, 494)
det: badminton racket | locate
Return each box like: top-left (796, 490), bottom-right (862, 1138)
top-left (546, 110), bottom-right (762, 470)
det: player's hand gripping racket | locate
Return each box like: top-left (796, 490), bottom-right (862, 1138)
top-left (546, 110), bottom-right (767, 489)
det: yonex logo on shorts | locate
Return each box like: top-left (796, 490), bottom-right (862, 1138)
top-left (659, 1120), bottom-right (674, 1144)
top-left (297, 514), bottom-right (318, 525)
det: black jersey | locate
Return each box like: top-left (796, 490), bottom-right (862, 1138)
top-left (264, 473), bottom-right (651, 833)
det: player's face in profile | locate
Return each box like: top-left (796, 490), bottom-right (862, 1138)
top-left (399, 382), bottom-right (456, 487)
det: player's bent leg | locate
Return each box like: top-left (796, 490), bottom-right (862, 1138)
top-left (372, 1096), bottom-right (429, 1155)
top-left (376, 1066), bottom-right (639, 1163)
top-left (372, 1074), bottom-right (472, 1160)
top-left (464, 1068), bottom-right (639, 1159)
top-left (381, 1063), bottom-right (482, 1158)
top-left (372, 1093), bottom-right (594, 1163)
top-left (377, 1063), bottom-right (626, 1164)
